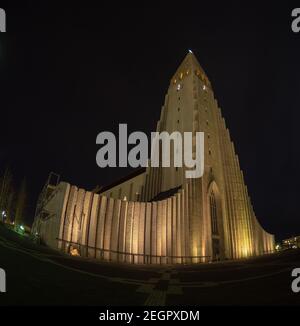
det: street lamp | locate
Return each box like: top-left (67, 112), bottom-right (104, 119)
top-left (1, 211), bottom-right (6, 222)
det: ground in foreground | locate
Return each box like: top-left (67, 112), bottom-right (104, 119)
top-left (0, 224), bottom-right (299, 305)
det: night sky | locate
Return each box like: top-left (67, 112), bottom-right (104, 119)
top-left (0, 2), bottom-right (299, 240)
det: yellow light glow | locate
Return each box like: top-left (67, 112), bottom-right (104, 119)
top-left (70, 248), bottom-right (80, 256)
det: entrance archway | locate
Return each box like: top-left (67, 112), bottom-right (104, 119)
top-left (207, 181), bottom-right (224, 261)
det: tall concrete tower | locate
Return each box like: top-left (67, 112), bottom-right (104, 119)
top-left (141, 51), bottom-right (216, 197)
top-left (139, 51), bottom-right (273, 259)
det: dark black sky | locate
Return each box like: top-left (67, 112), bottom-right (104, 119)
top-left (0, 2), bottom-right (299, 240)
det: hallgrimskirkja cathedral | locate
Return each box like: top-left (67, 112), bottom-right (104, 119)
top-left (32, 52), bottom-right (274, 263)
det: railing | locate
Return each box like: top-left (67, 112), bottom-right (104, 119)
top-left (262, 249), bottom-right (276, 255)
top-left (57, 238), bottom-right (211, 264)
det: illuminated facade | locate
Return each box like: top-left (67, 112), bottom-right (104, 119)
top-left (32, 52), bottom-right (274, 263)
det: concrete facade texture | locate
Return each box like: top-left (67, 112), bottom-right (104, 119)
top-left (32, 53), bottom-right (274, 263)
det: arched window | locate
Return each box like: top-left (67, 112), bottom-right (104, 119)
top-left (210, 191), bottom-right (219, 235)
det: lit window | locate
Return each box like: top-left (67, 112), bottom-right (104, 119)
top-left (177, 83), bottom-right (181, 91)
top-left (180, 72), bottom-right (183, 80)
top-left (203, 85), bottom-right (207, 91)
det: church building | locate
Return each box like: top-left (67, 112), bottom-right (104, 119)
top-left (32, 52), bottom-right (274, 263)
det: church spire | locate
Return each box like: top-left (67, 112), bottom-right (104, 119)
top-left (171, 50), bottom-right (211, 87)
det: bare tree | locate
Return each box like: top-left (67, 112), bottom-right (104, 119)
top-left (6, 190), bottom-right (15, 224)
top-left (0, 167), bottom-right (13, 222)
top-left (15, 177), bottom-right (27, 227)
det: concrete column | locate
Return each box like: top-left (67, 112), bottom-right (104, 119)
top-left (125, 202), bottom-right (134, 263)
top-left (172, 196), bottom-right (177, 263)
top-left (156, 201), bottom-right (163, 262)
top-left (132, 202), bottom-right (140, 264)
top-left (167, 198), bottom-right (172, 263)
top-left (161, 200), bottom-right (167, 263)
top-left (71, 188), bottom-right (85, 244)
top-left (110, 199), bottom-right (122, 261)
top-left (80, 191), bottom-right (92, 248)
top-left (58, 183), bottom-right (71, 250)
top-left (118, 200), bottom-right (128, 262)
top-left (103, 198), bottom-right (115, 260)
top-left (176, 193), bottom-right (182, 263)
top-left (88, 193), bottom-right (100, 258)
top-left (63, 186), bottom-right (78, 244)
top-left (95, 196), bottom-right (108, 258)
top-left (151, 202), bottom-right (157, 264)
top-left (144, 202), bottom-right (152, 263)
top-left (138, 202), bottom-right (146, 263)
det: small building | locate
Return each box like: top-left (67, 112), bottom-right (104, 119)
top-left (282, 236), bottom-right (300, 249)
